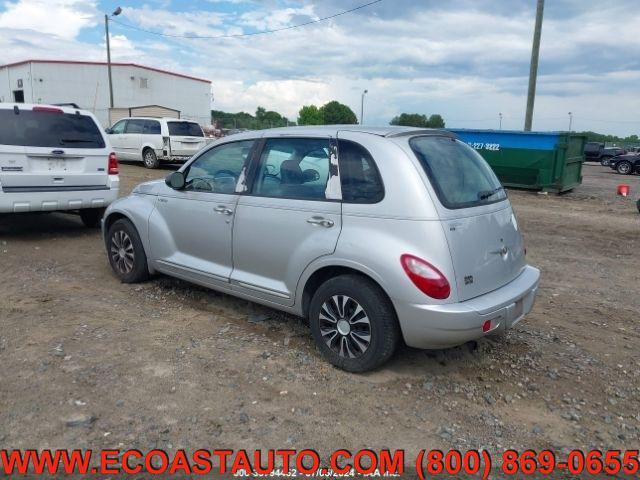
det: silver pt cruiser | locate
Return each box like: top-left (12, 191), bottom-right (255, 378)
top-left (103, 126), bottom-right (540, 372)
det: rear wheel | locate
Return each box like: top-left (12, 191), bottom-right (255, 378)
top-left (617, 161), bottom-right (632, 175)
top-left (308, 274), bottom-right (399, 372)
top-left (79, 208), bottom-right (104, 228)
top-left (106, 219), bottom-right (149, 283)
top-left (142, 148), bottom-right (159, 169)
top-left (601, 157), bottom-right (611, 166)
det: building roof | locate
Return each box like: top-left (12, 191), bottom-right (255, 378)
top-left (0, 59), bottom-right (211, 84)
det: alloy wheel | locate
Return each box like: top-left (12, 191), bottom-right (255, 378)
top-left (110, 230), bottom-right (135, 275)
top-left (319, 295), bottom-right (371, 358)
top-left (618, 162), bottom-right (631, 174)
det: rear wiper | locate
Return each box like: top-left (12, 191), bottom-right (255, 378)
top-left (478, 186), bottom-right (504, 200)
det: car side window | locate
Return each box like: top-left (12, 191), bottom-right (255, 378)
top-left (125, 119), bottom-right (145, 134)
top-left (252, 138), bottom-right (332, 201)
top-left (111, 120), bottom-right (127, 134)
top-left (144, 120), bottom-right (161, 135)
top-left (338, 140), bottom-right (384, 203)
top-left (184, 140), bottom-right (254, 194)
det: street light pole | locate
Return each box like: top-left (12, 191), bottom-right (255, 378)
top-left (105, 7), bottom-right (122, 110)
top-left (568, 112), bottom-right (573, 132)
top-left (499, 112), bottom-right (503, 130)
top-left (360, 89), bottom-right (368, 125)
top-left (524, 0), bottom-right (545, 131)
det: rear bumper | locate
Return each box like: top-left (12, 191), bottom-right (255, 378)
top-left (0, 179), bottom-right (119, 213)
top-left (394, 265), bottom-right (540, 349)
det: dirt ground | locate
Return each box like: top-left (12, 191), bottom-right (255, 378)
top-left (1, 162), bottom-right (639, 473)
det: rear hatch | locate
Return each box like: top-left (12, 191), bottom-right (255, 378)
top-left (167, 121), bottom-right (206, 157)
top-left (409, 135), bottom-right (526, 301)
top-left (0, 106), bottom-right (109, 191)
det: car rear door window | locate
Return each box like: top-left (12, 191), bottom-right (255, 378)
top-left (410, 135), bottom-right (506, 209)
top-left (143, 120), bottom-right (161, 135)
top-left (338, 140), bottom-right (384, 203)
top-left (252, 138), bottom-right (332, 201)
top-left (0, 108), bottom-right (105, 148)
top-left (125, 119), bottom-right (145, 134)
top-left (168, 122), bottom-right (203, 137)
top-left (185, 140), bottom-right (254, 194)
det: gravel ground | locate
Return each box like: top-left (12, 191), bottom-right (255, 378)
top-left (1, 162), bottom-right (639, 475)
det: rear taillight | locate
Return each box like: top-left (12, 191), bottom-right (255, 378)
top-left (400, 254), bottom-right (450, 299)
top-left (108, 152), bottom-right (119, 175)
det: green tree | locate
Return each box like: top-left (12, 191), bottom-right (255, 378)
top-left (319, 101), bottom-right (358, 125)
top-left (390, 113), bottom-right (429, 127)
top-left (298, 105), bottom-right (324, 125)
top-left (427, 114), bottom-right (445, 128)
top-left (390, 113), bottom-right (446, 128)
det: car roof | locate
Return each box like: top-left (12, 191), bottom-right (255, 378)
top-left (224, 125), bottom-right (452, 141)
top-left (0, 102), bottom-right (94, 116)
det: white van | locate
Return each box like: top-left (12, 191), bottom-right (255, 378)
top-left (106, 117), bottom-right (208, 168)
top-left (0, 103), bottom-right (119, 227)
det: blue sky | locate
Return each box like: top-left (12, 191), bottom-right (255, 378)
top-left (1, 0), bottom-right (639, 135)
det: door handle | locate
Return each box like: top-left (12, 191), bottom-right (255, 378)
top-left (307, 216), bottom-right (334, 228)
top-left (214, 206), bottom-right (233, 216)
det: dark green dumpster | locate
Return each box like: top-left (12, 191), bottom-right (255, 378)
top-left (448, 129), bottom-right (586, 193)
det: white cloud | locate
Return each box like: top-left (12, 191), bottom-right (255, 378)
top-left (0, 0), bottom-right (98, 40)
top-left (2, 0), bottom-right (640, 135)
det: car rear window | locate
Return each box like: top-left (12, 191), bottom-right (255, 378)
top-left (167, 121), bottom-right (203, 137)
top-left (410, 135), bottom-right (507, 209)
top-left (0, 109), bottom-right (105, 149)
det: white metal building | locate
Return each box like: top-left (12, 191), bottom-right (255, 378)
top-left (0, 60), bottom-right (212, 127)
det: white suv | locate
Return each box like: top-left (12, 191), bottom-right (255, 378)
top-left (106, 117), bottom-right (208, 169)
top-left (0, 103), bottom-right (119, 227)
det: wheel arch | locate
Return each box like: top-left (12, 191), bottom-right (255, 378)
top-left (297, 260), bottom-right (394, 319)
top-left (103, 203), bottom-right (156, 274)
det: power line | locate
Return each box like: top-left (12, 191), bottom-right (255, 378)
top-left (110, 0), bottom-right (384, 40)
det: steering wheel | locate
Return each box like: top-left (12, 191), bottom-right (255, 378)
top-left (213, 169), bottom-right (238, 182)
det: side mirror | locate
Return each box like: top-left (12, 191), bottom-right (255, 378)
top-left (166, 171), bottom-right (186, 190)
top-left (105, 128), bottom-right (113, 134)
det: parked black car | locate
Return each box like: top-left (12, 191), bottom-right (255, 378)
top-left (610, 153), bottom-right (640, 175)
top-left (600, 147), bottom-right (627, 166)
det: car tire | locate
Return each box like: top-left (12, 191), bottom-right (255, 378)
top-left (106, 218), bottom-right (149, 283)
top-left (142, 148), bottom-right (159, 169)
top-left (308, 274), bottom-right (400, 372)
top-left (79, 208), bottom-right (104, 228)
top-left (616, 161), bottom-right (633, 175)
top-left (601, 158), bottom-right (610, 166)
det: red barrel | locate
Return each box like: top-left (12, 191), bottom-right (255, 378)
top-left (618, 184), bottom-right (630, 196)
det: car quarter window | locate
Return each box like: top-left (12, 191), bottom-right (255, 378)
top-left (252, 137), bottom-right (332, 201)
top-left (338, 140), bottom-right (384, 203)
top-left (143, 120), bottom-right (161, 134)
top-left (110, 120), bottom-right (127, 134)
top-left (125, 119), bottom-right (145, 134)
top-left (184, 140), bottom-right (254, 194)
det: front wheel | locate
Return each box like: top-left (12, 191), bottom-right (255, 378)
top-left (106, 219), bottom-right (149, 283)
top-left (142, 148), bottom-right (160, 169)
top-left (601, 158), bottom-right (610, 166)
top-left (79, 208), bottom-right (104, 228)
top-left (617, 161), bottom-right (632, 175)
top-left (309, 274), bottom-right (400, 372)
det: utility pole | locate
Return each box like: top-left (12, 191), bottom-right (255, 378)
top-left (499, 112), bottom-right (503, 130)
top-left (568, 112), bottom-right (573, 132)
top-left (360, 89), bottom-right (368, 125)
top-left (105, 7), bottom-right (122, 110)
top-left (524, 0), bottom-right (544, 131)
